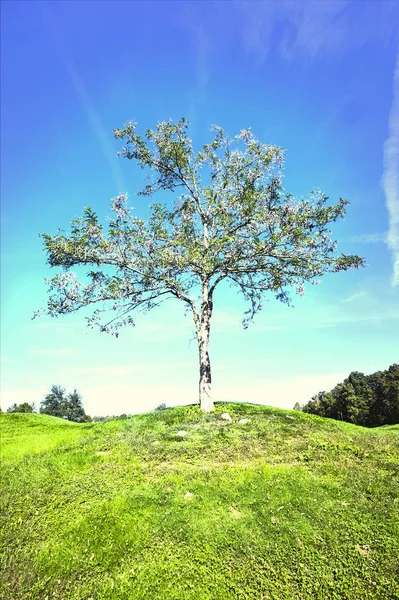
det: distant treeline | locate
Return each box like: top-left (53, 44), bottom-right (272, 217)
top-left (4, 385), bottom-right (91, 423)
top-left (297, 364), bottom-right (399, 427)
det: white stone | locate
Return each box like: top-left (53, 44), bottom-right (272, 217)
top-left (184, 492), bottom-right (193, 500)
top-left (176, 430), bottom-right (187, 437)
top-left (220, 412), bottom-right (232, 421)
top-left (238, 418), bottom-right (250, 424)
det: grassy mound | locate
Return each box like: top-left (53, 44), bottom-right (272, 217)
top-left (1, 403), bottom-right (398, 599)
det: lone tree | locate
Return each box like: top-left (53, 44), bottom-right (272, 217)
top-left (36, 119), bottom-right (364, 412)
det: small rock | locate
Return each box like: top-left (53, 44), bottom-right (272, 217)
top-left (238, 418), bottom-right (250, 424)
top-left (175, 430), bottom-right (187, 437)
top-left (220, 412), bottom-right (232, 421)
top-left (357, 544), bottom-right (370, 556)
top-left (229, 505), bottom-right (243, 519)
top-left (184, 492), bottom-right (193, 500)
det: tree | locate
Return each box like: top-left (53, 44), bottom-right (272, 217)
top-left (40, 385), bottom-right (88, 422)
top-left (6, 402), bottom-right (35, 413)
top-left (35, 119), bottom-right (364, 412)
top-left (64, 389), bottom-right (86, 422)
top-left (381, 364), bottom-right (399, 425)
top-left (40, 384), bottom-right (66, 418)
top-left (345, 371), bottom-right (371, 426)
top-left (302, 365), bottom-right (399, 426)
top-left (302, 391), bottom-right (335, 418)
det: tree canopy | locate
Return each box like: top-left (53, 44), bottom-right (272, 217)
top-left (36, 118), bottom-right (365, 411)
top-left (301, 364), bottom-right (399, 427)
top-left (6, 402), bottom-right (35, 414)
top-left (40, 385), bottom-right (88, 422)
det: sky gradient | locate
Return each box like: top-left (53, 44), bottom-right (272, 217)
top-left (1, 0), bottom-right (398, 416)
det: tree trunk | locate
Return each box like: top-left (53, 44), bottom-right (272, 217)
top-left (198, 281), bottom-right (214, 412)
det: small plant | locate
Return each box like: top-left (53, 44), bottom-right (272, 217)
top-left (155, 403), bottom-right (169, 411)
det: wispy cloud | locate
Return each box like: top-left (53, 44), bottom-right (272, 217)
top-left (350, 232), bottom-right (387, 244)
top-left (62, 64), bottom-right (126, 193)
top-left (78, 362), bottom-right (195, 377)
top-left (279, 1), bottom-right (348, 61)
top-left (30, 321), bottom-right (85, 337)
top-left (252, 304), bottom-right (399, 333)
top-left (341, 291), bottom-right (367, 304)
top-left (39, 3), bottom-right (125, 193)
top-left (179, 7), bottom-right (212, 128)
top-left (382, 50), bottom-right (399, 286)
top-left (319, 312), bottom-right (399, 328)
top-left (236, 1), bottom-right (398, 63)
top-left (31, 347), bottom-right (75, 357)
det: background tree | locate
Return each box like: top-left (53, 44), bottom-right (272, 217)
top-left (381, 364), bottom-right (399, 425)
top-left (345, 371), bottom-right (372, 426)
top-left (36, 118), bottom-right (364, 412)
top-left (40, 384), bottom-right (66, 418)
top-left (40, 385), bottom-right (88, 422)
top-left (6, 402), bottom-right (35, 414)
top-left (302, 364), bottom-right (399, 427)
top-left (302, 391), bottom-right (335, 419)
top-left (64, 389), bottom-right (87, 423)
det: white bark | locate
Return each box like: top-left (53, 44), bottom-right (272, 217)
top-left (198, 327), bottom-right (213, 412)
top-left (198, 279), bottom-right (214, 412)
top-left (199, 380), bottom-right (213, 412)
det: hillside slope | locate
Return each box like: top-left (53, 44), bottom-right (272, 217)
top-left (1, 403), bottom-right (398, 600)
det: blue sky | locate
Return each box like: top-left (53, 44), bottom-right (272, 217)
top-left (1, 0), bottom-right (398, 416)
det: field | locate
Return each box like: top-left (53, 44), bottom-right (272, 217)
top-left (1, 403), bottom-right (398, 599)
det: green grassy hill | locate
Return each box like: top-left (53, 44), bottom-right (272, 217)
top-left (1, 403), bottom-right (398, 600)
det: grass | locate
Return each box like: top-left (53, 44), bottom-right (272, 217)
top-left (1, 403), bottom-right (398, 600)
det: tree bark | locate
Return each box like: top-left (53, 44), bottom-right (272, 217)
top-left (198, 280), bottom-right (214, 412)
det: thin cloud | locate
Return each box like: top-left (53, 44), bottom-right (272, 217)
top-left (236, 1), bottom-right (398, 63)
top-left (279, 1), bottom-right (348, 61)
top-left (38, 3), bottom-right (125, 193)
top-left (253, 306), bottom-right (399, 333)
top-left (382, 50), bottom-right (399, 286)
top-left (179, 9), bottom-right (212, 126)
top-left (79, 362), bottom-right (195, 377)
top-left (31, 347), bottom-right (75, 357)
top-left (341, 291), bottom-right (367, 304)
top-left (320, 312), bottom-right (399, 328)
top-left (350, 232), bottom-right (387, 244)
top-left (63, 64), bottom-right (125, 193)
